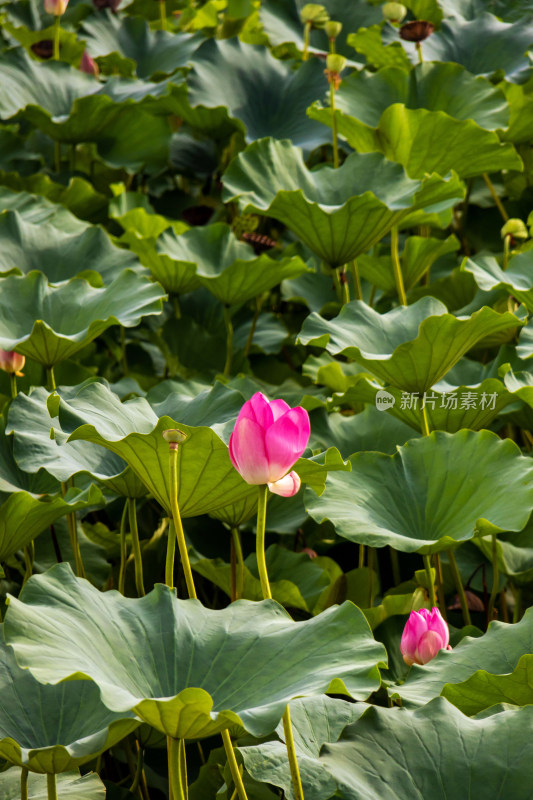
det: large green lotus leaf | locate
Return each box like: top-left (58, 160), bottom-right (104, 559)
top-left (6, 387), bottom-right (128, 486)
top-left (0, 174), bottom-right (108, 227)
top-left (305, 699), bottom-right (533, 799)
top-left (0, 188), bottom-right (88, 234)
top-left (304, 429), bottom-right (533, 554)
top-left (442, 653), bottom-right (533, 716)
top-left (170, 38), bottom-right (329, 150)
top-left (500, 76), bottom-right (533, 144)
top-left (239, 696), bottom-right (366, 800)
top-left (463, 251), bottom-right (533, 313)
top-left (0, 770), bottom-right (105, 800)
top-left (473, 515), bottom-right (533, 587)
top-left (312, 61), bottom-right (509, 137)
top-left (297, 297), bottom-right (522, 393)
top-left (80, 13), bottom-right (202, 78)
top-left (260, 0), bottom-right (381, 58)
top-left (137, 222), bottom-right (311, 300)
top-left (4, 564), bottom-right (386, 740)
top-left (347, 24), bottom-right (411, 70)
top-left (0, 270), bottom-right (165, 368)
top-left (390, 607), bottom-right (533, 707)
top-left (309, 406), bottom-right (418, 457)
top-left (222, 138), bottom-right (465, 267)
top-left (309, 104), bottom-right (522, 180)
top-left (0, 635), bottom-right (138, 773)
top-left (0, 211), bottom-right (140, 283)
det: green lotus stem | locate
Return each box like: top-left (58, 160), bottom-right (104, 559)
top-left (420, 405), bottom-right (430, 436)
top-left (168, 737), bottom-right (187, 800)
top-left (447, 549), bottom-right (471, 626)
top-left (9, 373), bottom-right (17, 399)
top-left (129, 740), bottom-right (144, 795)
top-left (415, 41), bottom-right (423, 63)
top-left (390, 547), bottom-right (400, 585)
top-left (159, 0), bottom-right (167, 29)
top-left (282, 706), bottom-right (305, 800)
top-left (221, 729), bottom-right (249, 800)
top-left (54, 142), bottom-right (61, 173)
top-left (390, 226), bottom-right (407, 305)
top-left (120, 326), bottom-right (129, 375)
top-left (224, 305), bottom-right (234, 377)
top-left (172, 294), bottom-right (181, 319)
top-left (350, 260), bottom-right (362, 301)
top-left (435, 553), bottom-right (447, 621)
top-left (303, 20), bottom-right (312, 60)
top-left (368, 284), bottom-right (376, 308)
top-left (231, 527), bottom-right (245, 600)
top-left (256, 484), bottom-right (272, 599)
top-left (166, 519), bottom-right (176, 589)
top-left (23, 541), bottom-right (34, 586)
top-left (358, 543), bottom-right (365, 568)
top-left (46, 365), bottom-right (56, 391)
top-left (62, 481), bottom-right (85, 578)
top-left (128, 497), bottom-right (145, 597)
top-left (118, 500), bottom-right (129, 595)
top-left (503, 234), bottom-right (511, 270)
top-left (168, 446), bottom-right (197, 598)
top-left (482, 173), bottom-right (508, 222)
top-left (47, 773), bottom-right (58, 800)
top-left (487, 535), bottom-right (500, 622)
top-left (423, 553), bottom-right (436, 607)
top-left (330, 80), bottom-right (339, 169)
top-left (340, 267), bottom-right (350, 304)
top-left (512, 584), bottom-right (522, 623)
top-left (53, 15), bottom-right (60, 60)
top-left (21, 767), bottom-right (28, 800)
top-left (368, 546), bottom-right (375, 607)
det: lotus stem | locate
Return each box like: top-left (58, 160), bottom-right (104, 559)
top-left (282, 706), bottom-right (305, 800)
top-left (22, 541), bottom-right (34, 586)
top-left (168, 444), bottom-right (197, 598)
top-left (256, 484), bottom-right (272, 599)
top-left (330, 80), bottom-right (339, 169)
top-left (54, 142), bottom-right (61, 173)
top-left (62, 481), bottom-right (85, 579)
top-left (503, 234), bottom-right (511, 270)
top-left (447, 549), bottom-right (471, 626)
top-left (390, 226), bottom-right (407, 305)
top-left (487, 535), bottom-right (500, 622)
top-left (482, 173), bottom-right (508, 221)
top-left (21, 767), bottom-right (28, 800)
top-left (358, 543), bottom-right (365, 568)
top-left (368, 546), bottom-right (375, 607)
top-left (168, 737), bottom-right (187, 800)
top-left (159, 0), bottom-right (167, 30)
top-left (423, 553), bottom-right (436, 607)
top-left (47, 773), bottom-right (58, 800)
top-left (415, 41), bottom-right (423, 63)
top-left (435, 553), bottom-right (447, 621)
top-left (231, 527), bottom-right (245, 600)
top-left (390, 547), bottom-right (400, 585)
top-left (340, 267), bottom-right (350, 304)
top-left (128, 497), bottom-right (145, 597)
top-left (120, 326), bottom-right (129, 375)
top-left (303, 20), bottom-right (312, 60)
top-left (9, 373), bottom-right (17, 399)
top-left (420, 405), bottom-right (430, 437)
top-left (224, 305), bottom-right (234, 377)
top-left (222, 729), bottom-right (249, 800)
top-left (118, 500), bottom-right (129, 595)
top-left (128, 739), bottom-right (145, 796)
top-left (46, 365), bottom-right (56, 391)
top-left (350, 260), bottom-right (362, 301)
top-left (53, 15), bottom-right (60, 60)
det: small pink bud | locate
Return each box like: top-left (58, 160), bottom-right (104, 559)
top-left (229, 392), bottom-right (310, 488)
top-left (0, 351), bottom-right (25, 376)
top-left (400, 607), bottom-right (451, 666)
top-left (301, 547), bottom-right (318, 559)
top-left (80, 50), bottom-right (99, 77)
top-left (44, 0), bottom-right (69, 15)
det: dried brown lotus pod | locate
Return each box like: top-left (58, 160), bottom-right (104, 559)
top-left (399, 20), bottom-right (435, 42)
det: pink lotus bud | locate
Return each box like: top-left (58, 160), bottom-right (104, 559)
top-left (400, 607), bottom-right (451, 666)
top-left (80, 50), bottom-right (99, 77)
top-left (44, 0), bottom-right (69, 15)
top-left (229, 392), bottom-right (310, 493)
top-left (0, 351), bottom-right (25, 376)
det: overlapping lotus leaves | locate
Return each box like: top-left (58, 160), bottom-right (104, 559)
top-left (309, 103), bottom-right (522, 180)
top-left (304, 430), bottom-right (533, 553)
top-left (0, 769), bottom-right (105, 800)
top-left (500, 76), bottom-right (533, 144)
top-left (0, 634), bottom-right (138, 773)
top-left (133, 222), bottom-right (311, 301)
top-left (297, 297), bottom-right (522, 393)
top-left (80, 14), bottom-right (202, 78)
top-left (169, 38), bottom-right (330, 150)
top-left (0, 211), bottom-right (140, 283)
top-left (306, 699), bottom-right (533, 799)
top-left (389, 608), bottom-right (533, 707)
top-left (308, 61), bottom-right (509, 152)
top-left (442, 653), bottom-right (533, 715)
top-left (239, 696), bottom-right (366, 800)
top-left (4, 564), bottom-right (387, 739)
top-left (222, 138), bottom-right (465, 267)
top-left (472, 514), bottom-right (533, 587)
top-left (0, 175), bottom-right (108, 227)
top-left (48, 380), bottom-right (348, 523)
top-left (0, 188), bottom-right (88, 234)
top-left (309, 406), bottom-right (417, 456)
top-left (463, 251), bottom-right (533, 313)
top-left (347, 24), bottom-right (411, 71)
top-left (0, 270), bottom-right (165, 367)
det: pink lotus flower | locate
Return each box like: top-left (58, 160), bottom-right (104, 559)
top-left (44, 0), bottom-right (69, 14)
top-left (0, 351), bottom-right (25, 376)
top-left (401, 607), bottom-right (451, 666)
top-left (229, 392), bottom-right (310, 497)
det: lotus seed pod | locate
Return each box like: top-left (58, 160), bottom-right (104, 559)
top-left (501, 218), bottom-right (528, 240)
top-left (326, 54), bottom-right (347, 74)
top-left (300, 4), bottom-right (330, 28)
top-left (325, 20), bottom-right (342, 39)
top-left (399, 20), bottom-right (435, 41)
top-left (44, 0), bottom-right (69, 14)
top-left (382, 2), bottom-right (407, 22)
top-left (162, 429), bottom-right (188, 445)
